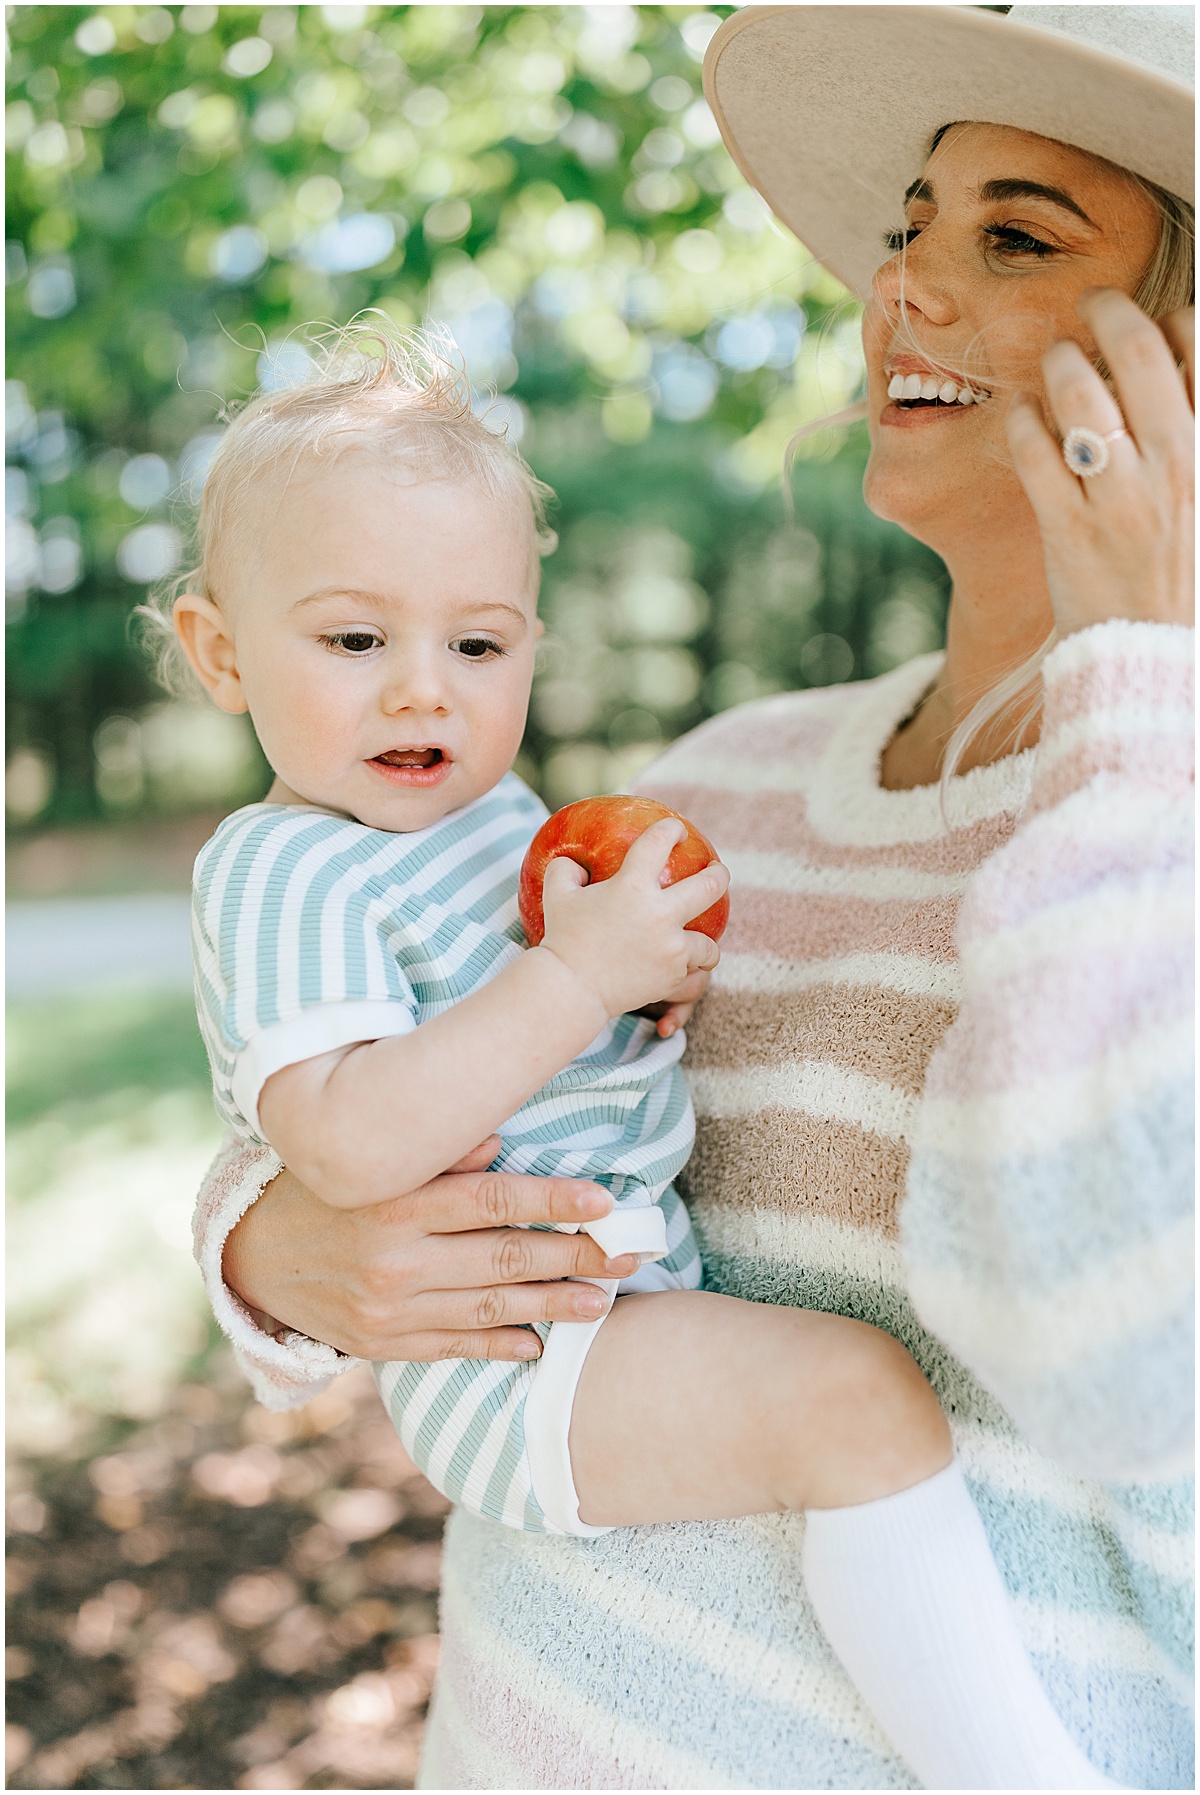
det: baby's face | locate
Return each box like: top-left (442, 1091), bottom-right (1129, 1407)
top-left (221, 457), bottom-right (540, 832)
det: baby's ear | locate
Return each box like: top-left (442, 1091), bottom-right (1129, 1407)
top-left (172, 593), bottom-right (248, 714)
top-left (534, 616), bottom-right (545, 639)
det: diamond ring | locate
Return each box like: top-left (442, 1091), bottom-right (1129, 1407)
top-left (1062, 425), bottom-right (1129, 478)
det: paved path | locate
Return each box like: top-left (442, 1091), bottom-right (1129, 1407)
top-left (6, 894), bottom-right (194, 998)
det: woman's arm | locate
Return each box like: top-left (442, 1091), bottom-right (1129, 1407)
top-left (903, 294), bottom-right (1194, 1482)
top-left (194, 1134), bottom-right (640, 1409)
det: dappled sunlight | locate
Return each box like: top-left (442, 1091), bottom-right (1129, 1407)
top-left (7, 987), bottom-right (449, 1790)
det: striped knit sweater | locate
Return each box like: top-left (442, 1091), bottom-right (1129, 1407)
top-left (194, 619), bottom-right (1194, 1790)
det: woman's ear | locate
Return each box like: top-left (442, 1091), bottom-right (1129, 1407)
top-left (173, 593), bottom-right (248, 714)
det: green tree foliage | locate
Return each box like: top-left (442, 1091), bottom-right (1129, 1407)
top-left (6, 3), bottom-right (948, 827)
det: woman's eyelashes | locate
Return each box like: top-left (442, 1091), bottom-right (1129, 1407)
top-left (883, 221), bottom-right (1060, 260)
top-left (981, 223), bottom-right (1059, 259)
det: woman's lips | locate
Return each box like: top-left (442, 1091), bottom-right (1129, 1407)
top-left (879, 399), bottom-right (984, 430)
top-left (368, 750), bottom-right (453, 788)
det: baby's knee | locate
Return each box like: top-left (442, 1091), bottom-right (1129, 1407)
top-left (829, 1322), bottom-right (952, 1496)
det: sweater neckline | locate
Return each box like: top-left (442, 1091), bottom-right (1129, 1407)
top-left (804, 652), bottom-right (1036, 848)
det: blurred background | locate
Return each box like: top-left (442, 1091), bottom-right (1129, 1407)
top-left (6, 5), bottom-right (949, 1788)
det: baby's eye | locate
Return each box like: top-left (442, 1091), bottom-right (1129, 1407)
top-left (322, 630), bottom-right (382, 655)
top-left (452, 636), bottom-right (503, 660)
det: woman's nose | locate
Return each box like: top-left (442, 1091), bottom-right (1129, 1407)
top-left (872, 232), bottom-right (960, 329)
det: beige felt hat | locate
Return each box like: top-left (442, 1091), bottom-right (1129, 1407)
top-left (703, 5), bottom-right (1195, 301)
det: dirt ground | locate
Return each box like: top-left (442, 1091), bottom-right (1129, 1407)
top-left (6, 1364), bottom-right (449, 1792)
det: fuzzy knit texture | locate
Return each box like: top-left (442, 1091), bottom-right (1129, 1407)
top-left (193, 620), bottom-right (1194, 1791)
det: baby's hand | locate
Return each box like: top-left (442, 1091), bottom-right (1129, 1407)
top-left (638, 968), bottom-right (712, 1038)
top-left (538, 819), bottom-right (728, 1023)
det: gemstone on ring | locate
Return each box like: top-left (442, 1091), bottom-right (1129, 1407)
top-left (1062, 425), bottom-right (1115, 478)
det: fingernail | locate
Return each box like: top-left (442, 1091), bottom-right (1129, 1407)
top-left (573, 1187), bottom-right (609, 1217)
top-left (514, 1340), bottom-right (540, 1359)
top-left (575, 1291), bottom-right (607, 1318)
top-left (604, 1254), bottom-right (636, 1274)
top-left (661, 1022), bottom-right (675, 1038)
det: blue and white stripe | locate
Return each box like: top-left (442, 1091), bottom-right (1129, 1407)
top-left (192, 772), bottom-right (702, 1530)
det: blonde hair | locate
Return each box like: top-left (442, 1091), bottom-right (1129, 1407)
top-left (139, 316), bottom-right (556, 695)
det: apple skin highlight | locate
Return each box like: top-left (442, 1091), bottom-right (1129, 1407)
top-left (518, 795), bottom-right (731, 948)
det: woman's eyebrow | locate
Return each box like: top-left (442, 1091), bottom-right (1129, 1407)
top-left (978, 178), bottom-right (1098, 227)
top-left (901, 175), bottom-right (1098, 230)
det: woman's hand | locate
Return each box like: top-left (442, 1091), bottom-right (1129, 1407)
top-left (1006, 289), bottom-right (1194, 637)
top-left (222, 1137), bottom-right (637, 1363)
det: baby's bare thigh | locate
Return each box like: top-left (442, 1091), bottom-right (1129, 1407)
top-left (568, 1290), bottom-right (948, 1527)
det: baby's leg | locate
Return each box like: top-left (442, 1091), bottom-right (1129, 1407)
top-left (569, 1292), bottom-right (1115, 1791)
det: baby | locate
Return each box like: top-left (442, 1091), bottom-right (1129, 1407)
top-left (170, 324), bottom-right (1113, 1791)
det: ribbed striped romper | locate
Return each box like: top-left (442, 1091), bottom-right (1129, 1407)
top-left (191, 771), bottom-right (702, 1534)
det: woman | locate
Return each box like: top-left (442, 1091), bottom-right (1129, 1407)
top-left (195, 7), bottom-right (1194, 1787)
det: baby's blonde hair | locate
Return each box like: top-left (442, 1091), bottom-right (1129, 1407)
top-left (140, 315), bottom-right (556, 695)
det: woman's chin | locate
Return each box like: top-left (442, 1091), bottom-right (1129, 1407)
top-left (862, 459), bottom-right (952, 533)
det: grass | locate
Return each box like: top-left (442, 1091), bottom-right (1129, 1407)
top-left (7, 989), bottom-right (212, 1130)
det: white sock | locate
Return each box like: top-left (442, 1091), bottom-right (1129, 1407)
top-left (802, 1461), bottom-right (1118, 1790)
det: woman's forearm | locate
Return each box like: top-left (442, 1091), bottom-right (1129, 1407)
top-left (902, 621), bottom-right (1194, 1481)
top-left (259, 946), bottom-right (609, 1208)
top-left (194, 1136), bottom-right (348, 1410)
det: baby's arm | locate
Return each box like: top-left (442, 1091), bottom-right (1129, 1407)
top-left (258, 819), bottom-right (727, 1209)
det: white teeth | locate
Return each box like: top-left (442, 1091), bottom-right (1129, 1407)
top-left (887, 369), bottom-right (992, 405)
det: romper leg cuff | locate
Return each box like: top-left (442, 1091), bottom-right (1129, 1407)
top-left (523, 1296), bottom-right (618, 1538)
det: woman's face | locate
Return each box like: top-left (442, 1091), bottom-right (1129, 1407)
top-left (861, 123), bottom-right (1160, 540)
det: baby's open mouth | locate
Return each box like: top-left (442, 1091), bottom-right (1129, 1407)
top-left (373, 748), bottom-right (446, 769)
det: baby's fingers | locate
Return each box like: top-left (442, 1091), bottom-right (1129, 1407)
top-left (684, 929), bottom-right (721, 972)
top-left (662, 859), bottom-right (730, 927)
top-left (618, 817), bottom-right (686, 884)
top-left (542, 854), bottom-right (589, 900)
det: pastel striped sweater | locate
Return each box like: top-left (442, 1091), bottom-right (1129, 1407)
top-left (194, 619), bottom-right (1194, 1790)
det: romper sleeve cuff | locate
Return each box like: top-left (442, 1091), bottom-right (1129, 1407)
top-left (193, 1133), bottom-right (358, 1411)
top-left (232, 999), bottom-right (418, 1138)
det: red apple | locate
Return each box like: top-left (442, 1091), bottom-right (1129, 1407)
top-left (519, 794), bottom-right (730, 948)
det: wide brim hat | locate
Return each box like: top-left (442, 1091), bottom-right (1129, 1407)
top-left (703, 5), bottom-right (1195, 302)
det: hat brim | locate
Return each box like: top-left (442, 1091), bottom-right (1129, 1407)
top-left (704, 5), bottom-right (1195, 302)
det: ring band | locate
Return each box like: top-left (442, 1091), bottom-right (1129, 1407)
top-left (1062, 425), bottom-right (1128, 478)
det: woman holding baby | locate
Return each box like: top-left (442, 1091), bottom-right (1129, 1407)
top-left (184, 8), bottom-right (1192, 1788)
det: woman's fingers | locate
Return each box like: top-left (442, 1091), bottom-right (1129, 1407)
top-left (1159, 305), bottom-right (1195, 409)
top-left (413, 1277), bottom-right (611, 1334)
top-left (379, 1327), bottom-right (546, 1364)
top-left (1076, 287), bottom-right (1193, 458)
top-left (1004, 393), bottom-right (1082, 519)
top-left (413, 1168), bottom-right (612, 1234)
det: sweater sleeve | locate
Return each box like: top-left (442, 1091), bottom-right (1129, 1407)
top-left (192, 1132), bottom-right (357, 1411)
top-left (901, 620), bottom-right (1194, 1482)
